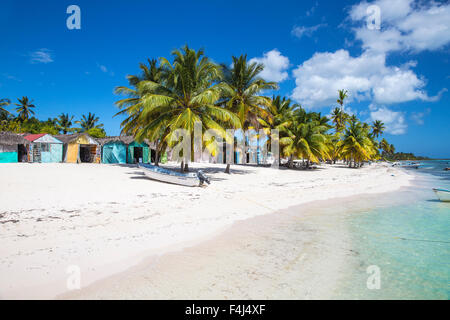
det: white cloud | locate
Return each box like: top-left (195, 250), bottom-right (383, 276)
top-left (98, 64), bottom-right (108, 73)
top-left (370, 106), bottom-right (407, 135)
top-left (410, 108), bottom-right (431, 125)
top-left (291, 49), bottom-right (438, 108)
top-left (306, 1), bottom-right (319, 17)
top-left (249, 49), bottom-right (290, 82)
top-left (291, 23), bottom-right (327, 39)
top-left (350, 0), bottom-right (450, 53)
top-left (3, 74), bottom-right (21, 82)
top-left (97, 63), bottom-right (114, 76)
top-left (29, 48), bottom-right (53, 64)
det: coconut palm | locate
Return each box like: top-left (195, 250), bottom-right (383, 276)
top-left (380, 138), bottom-right (390, 157)
top-left (336, 89), bottom-right (348, 132)
top-left (337, 89), bottom-right (348, 108)
top-left (220, 55), bottom-right (278, 170)
top-left (371, 120), bottom-right (385, 138)
top-left (281, 108), bottom-right (330, 168)
top-left (221, 55), bottom-right (278, 129)
top-left (116, 45), bottom-right (241, 172)
top-left (349, 114), bottom-right (358, 124)
top-left (258, 95), bottom-right (297, 133)
top-left (14, 96), bottom-right (36, 121)
top-left (115, 58), bottom-right (166, 164)
top-left (257, 96), bottom-right (297, 167)
top-left (0, 98), bottom-right (11, 114)
top-left (330, 107), bottom-right (348, 133)
top-left (339, 121), bottom-right (376, 167)
top-left (76, 112), bottom-right (104, 132)
top-left (56, 113), bottom-right (75, 134)
top-left (389, 144), bottom-right (395, 155)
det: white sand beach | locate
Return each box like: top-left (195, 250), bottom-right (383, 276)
top-left (0, 162), bottom-right (413, 299)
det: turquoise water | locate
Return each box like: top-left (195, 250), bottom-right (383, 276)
top-left (336, 160), bottom-right (450, 299)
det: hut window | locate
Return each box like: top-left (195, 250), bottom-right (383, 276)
top-left (41, 143), bottom-right (49, 152)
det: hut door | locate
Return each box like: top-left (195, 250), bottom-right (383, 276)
top-left (79, 145), bottom-right (92, 162)
top-left (32, 144), bottom-right (41, 162)
top-left (134, 147), bottom-right (143, 163)
top-left (18, 144), bottom-right (28, 163)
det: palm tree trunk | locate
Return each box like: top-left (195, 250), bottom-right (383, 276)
top-left (289, 155), bottom-right (294, 169)
top-left (154, 147), bottom-right (159, 166)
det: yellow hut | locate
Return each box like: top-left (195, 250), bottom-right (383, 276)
top-left (55, 133), bottom-right (101, 163)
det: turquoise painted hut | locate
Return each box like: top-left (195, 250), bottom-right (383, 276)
top-left (24, 133), bottom-right (63, 163)
top-left (98, 136), bottom-right (156, 164)
top-left (0, 132), bottom-right (30, 163)
top-left (98, 136), bottom-right (128, 164)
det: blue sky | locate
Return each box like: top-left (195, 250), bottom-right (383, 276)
top-left (0, 0), bottom-right (449, 158)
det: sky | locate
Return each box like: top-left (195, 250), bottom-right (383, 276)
top-left (0, 0), bottom-right (449, 158)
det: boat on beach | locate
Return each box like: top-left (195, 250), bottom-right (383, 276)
top-left (138, 163), bottom-right (210, 187)
top-left (392, 161), bottom-right (421, 169)
top-left (432, 188), bottom-right (450, 202)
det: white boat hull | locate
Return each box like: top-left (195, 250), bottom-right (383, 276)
top-left (433, 188), bottom-right (450, 202)
top-left (139, 164), bottom-right (200, 187)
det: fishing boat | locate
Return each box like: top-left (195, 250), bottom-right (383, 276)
top-left (432, 188), bottom-right (450, 202)
top-left (138, 163), bottom-right (210, 187)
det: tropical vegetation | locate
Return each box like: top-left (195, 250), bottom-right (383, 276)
top-left (114, 45), bottom-right (395, 171)
top-left (0, 98), bottom-right (106, 138)
top-left (1, 45), bottom-right (406, 168)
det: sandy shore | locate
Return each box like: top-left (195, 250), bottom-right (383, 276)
top-left (0, 161), bottom-right (413, 299)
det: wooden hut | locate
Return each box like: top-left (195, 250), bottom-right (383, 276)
top-left (97, 136), bottom-right (156, 164)
top-left (24, 133), bottom-right (63, 163)
top-left (97, 136), bottom-right (128, 164)
top-left (54, 133), bottom-right (101, 163)
top-left (0, 132), bottom-right (30, 163)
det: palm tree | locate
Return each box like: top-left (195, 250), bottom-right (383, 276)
top-left (380, 138), bottom-right (390, 158)
top-left (339, 121), bottom-right (377, 168)
top-left (221, 55), bottom-right (278, 129)
top-left (116, 45), bottom-right (241, 172)
top-left (349, 114), bottom-right (358, 124)
top-left (330, 107), bottom-right (348, 133)
top-left (115, 58), bottom-right (165, 165)
top-left (258, 96), bottom-right (297, 166)
top-left (220, 55), bottom-right (278, 171)
top-left (371, 120), bottom-right (385, 138)
top-left (280, 108), bottom-right (329, 168)
top-left (389, 144), bottom-right (395, 155)
top-left (0, 98), bottom-right (11, 114)
top-left (336, 89), bottom-right (348, 132)
top-left (76, 112), bottom-right (104, 132)
top-left (56, 113), bottom-right (75, 134)
top-left (14, 96), bottom-right (36, 121)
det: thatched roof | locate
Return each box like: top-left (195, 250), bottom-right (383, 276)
top-left (53, 133), bottom-right (99, 145)
top-left (0, 132), bottom-right (30, 145)
top-left (97, 136), bottom-right (135, 145)
top-left (97, 135), bottom-right (157, 149)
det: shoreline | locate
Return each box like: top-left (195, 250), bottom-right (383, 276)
top-left (61, 180), bottom-right (421, 300)
top-left (0, 162), bottom-right (414, 299)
